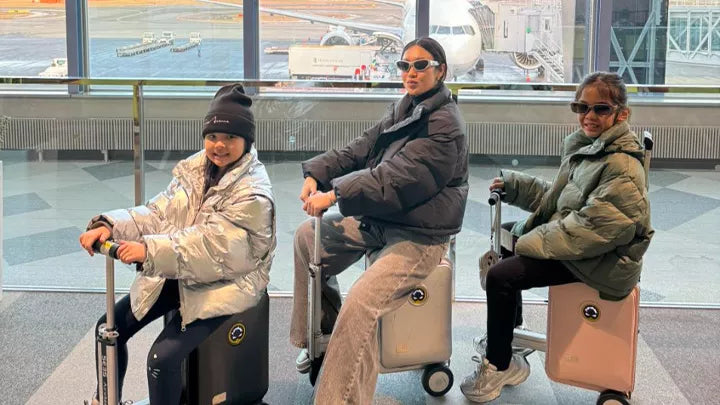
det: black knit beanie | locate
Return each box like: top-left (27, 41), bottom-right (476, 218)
top-left (202, 84), bottom-right (255, 146)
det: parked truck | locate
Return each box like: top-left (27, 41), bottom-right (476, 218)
top-left (288, 44), bottom-right (382, 79)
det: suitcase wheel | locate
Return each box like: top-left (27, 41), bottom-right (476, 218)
top-left (596, 389), bottom-right (631, 405)
top-left (421, 364), bottom-right (453, 397)
top-left (309, 354), bottom-right (325, 387)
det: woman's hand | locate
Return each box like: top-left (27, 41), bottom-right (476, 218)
top-left (116, 241), bottom-right (147, 264)
top-left (489, 177), bottom-right (504, 192)
top-left (299, 176), bottom-right (318, 202)
top-left (302, 191), bottom-right (336, 217)
top-left (78, 227), bottom-right (111, 256)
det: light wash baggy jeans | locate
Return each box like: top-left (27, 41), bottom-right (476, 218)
top-left (289, 213), bottom-right (449, 405)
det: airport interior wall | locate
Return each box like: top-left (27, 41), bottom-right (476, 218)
top-left (2, 93), bottom-right (719, 164)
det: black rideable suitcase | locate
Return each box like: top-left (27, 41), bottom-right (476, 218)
top-left (180, 290), bottom-right (269, 405)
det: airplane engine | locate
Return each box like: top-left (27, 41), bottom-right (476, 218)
top-left (320, 28), bottom-right (357, 46)
top-left (511, 52), bottom-right (542, 70)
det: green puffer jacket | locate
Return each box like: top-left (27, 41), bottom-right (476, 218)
top-left (502, 121), bottom-right (654, 300)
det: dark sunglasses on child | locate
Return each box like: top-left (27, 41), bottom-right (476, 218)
top-left (570, 102), bottom-right (618, 116)
top-left (395, 59), bottom-right (441, 72)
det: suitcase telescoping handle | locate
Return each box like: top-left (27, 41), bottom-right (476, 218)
top-left (92, 239), bottom-right (120, 260)
top-left (313, 215), bottom-right (322, 267)
top-left (489, 188), bottom-right (504, 254)
top-left (91, 240), bottom-right (119, 357)
top-left (308, 214), bottom-right (324, 365)
top-left (488, 188), bottom-right (504, 206)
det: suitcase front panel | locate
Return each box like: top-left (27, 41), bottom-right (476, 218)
top-left (546, 283), bottom-right (639, 393)
top-left (378, 259), bottom-right (452, 370)
top-left (186, 291), bottom-right (270, 404)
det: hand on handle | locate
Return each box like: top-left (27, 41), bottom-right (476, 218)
top-left (303, 191), bottom-right (337, 217)
top-left (79, 226), bottom-right (111, 256)
top-left (300, 177), bottom-right (318, 202)
top-left (488, 177), bottom-right (506, 205)
top-left (489, 177), bottom-right (504, 192)
top-left (116, 241), bottom-right (147, 265)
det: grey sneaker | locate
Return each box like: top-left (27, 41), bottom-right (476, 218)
top-left (296, 348), bottom-right (311, 374)
top-left (460, 354), bottom-right (530, 403)
top-left (472, 329), bottom-right (535, 358)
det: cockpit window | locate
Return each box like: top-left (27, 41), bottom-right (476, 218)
top-left (452, 26), bottom-right (464, 35)
top-left (437, 26), bottom-right (451, 34)
top-left (430, 25), bottom-right (439, 34)
top-left (463, 25), bottom-right (476, 35)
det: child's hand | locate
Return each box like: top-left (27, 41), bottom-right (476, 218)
top-left (489, 177), bottom-right (504, 192)
top-left (78, 227), bottom-right (111, 256)
top-left (116, 241), bottom-right (147, 264)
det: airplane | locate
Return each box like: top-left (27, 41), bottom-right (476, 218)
top-left (197, 0), bottom-right (486, 80)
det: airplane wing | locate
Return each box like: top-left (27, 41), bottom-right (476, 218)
top-left (197, 0), bottom-right (403, 37)
top-left (369, 0), bottom-right (405, 8)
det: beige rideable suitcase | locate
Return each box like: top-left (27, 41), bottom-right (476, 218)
top-left (546, 283), bottom-right (640, 404)
top-left (304, 215), bottom-right (454, 397)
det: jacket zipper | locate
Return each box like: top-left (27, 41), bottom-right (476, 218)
top-left (179, 190), bottom-right (207, 333)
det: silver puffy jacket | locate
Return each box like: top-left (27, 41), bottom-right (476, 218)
top-left (89, 148), bottom-right (275, 328)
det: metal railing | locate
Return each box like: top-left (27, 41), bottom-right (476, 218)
top-left (2, 76), bottom-right (720, 206)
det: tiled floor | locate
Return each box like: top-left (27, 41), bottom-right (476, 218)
top-left (2, 292), bottom-right (718, 405)
top-left (2, 153), bottom-right (720, 305)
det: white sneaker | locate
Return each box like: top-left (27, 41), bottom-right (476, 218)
top-left (296, 349), bottom-right (311, 374)
top-left (460, 354), bottom-right (530, 403)
top-left (472, 328), bottom-right (535, 358)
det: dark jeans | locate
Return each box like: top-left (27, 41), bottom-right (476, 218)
top-left (485, 223), bottom-right (578, 370)
top-left (94, 279), bottom-right (230, 405)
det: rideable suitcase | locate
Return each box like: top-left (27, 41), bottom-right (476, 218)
top-left (378, 257), bottom-right (453, 370)
top-left (182, 290), bottom-right (269, 405)
top-left (304, 215), bottom-right (455, 397)
top-left (546, 283), bottom-right (640, 395)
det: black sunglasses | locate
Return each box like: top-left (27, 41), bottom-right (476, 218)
top-left (570, 102), bottom-right (618, 116)
top-left (395, 59), bottom-right (440, 72)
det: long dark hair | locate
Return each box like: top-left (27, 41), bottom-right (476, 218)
top-left (401, 37), bottom-right (448, 82)
top-left (203, 160), bottom-right (223, 196)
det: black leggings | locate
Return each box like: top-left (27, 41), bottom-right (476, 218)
top-left (94, 280), bottom-right (230, 405)
top-left (485, 224), bottom-right (578, 370)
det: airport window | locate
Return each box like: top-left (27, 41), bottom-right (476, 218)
top-left (258, 0), bottom-right (404, 81)
top-left (607, 0), bottom-right (720, 85)
top-left (430, 0), bottom-right (570, 83)
top-left (0, 2), bottom-right (67, 78)
top-left (86, 0), bottom-right (244, 79)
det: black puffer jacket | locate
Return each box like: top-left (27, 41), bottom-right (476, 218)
top-left (302, 85), bottom-right (468, 236)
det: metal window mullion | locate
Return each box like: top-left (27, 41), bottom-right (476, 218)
top-left (416, 0), bottom-right (430, 38)
top-left (133, 84), bottom-right (145, 206)
top-left (594, 0), bottom-right (613, 72)
top-left (584, 0), bottom-right (596, 74)
top-left (243, 0), bottom-right (260, 89)
top-left (64, 0), bottom-right (89, 94)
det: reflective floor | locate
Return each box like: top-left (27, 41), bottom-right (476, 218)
top-left (2, 152), bottom-right (720, 305)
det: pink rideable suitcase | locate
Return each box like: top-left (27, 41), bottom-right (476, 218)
top-left (546, 282), bottom-right (640, 396)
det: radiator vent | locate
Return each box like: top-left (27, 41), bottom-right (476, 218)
top-left (4, 118), bottom-right (130, 150)
top-left (2, 118), bottom-right (719, 160)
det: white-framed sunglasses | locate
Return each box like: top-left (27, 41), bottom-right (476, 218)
top-left (395, 59), bottom-right (441, 72)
